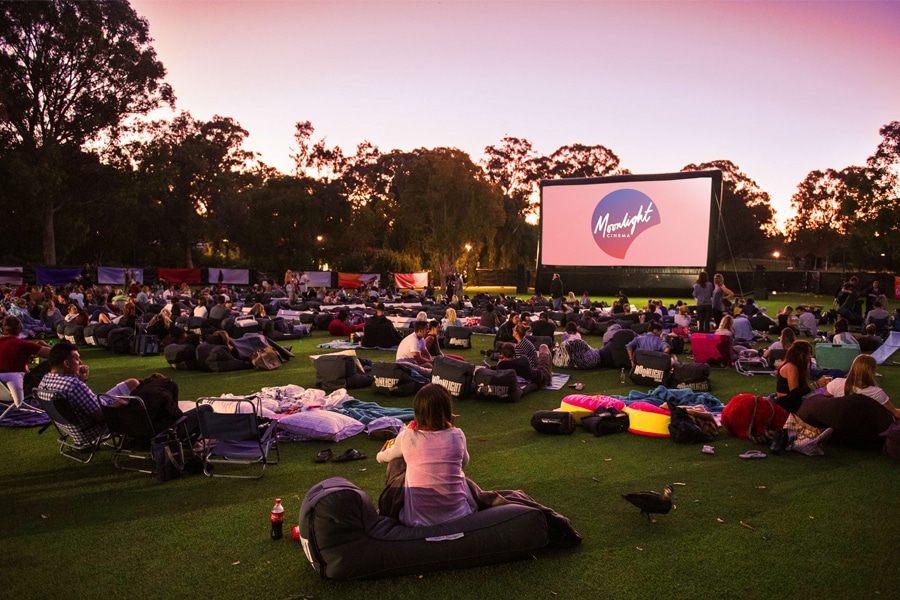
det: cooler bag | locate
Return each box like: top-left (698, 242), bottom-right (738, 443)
top-left (814, 343), bottom-right (860, 372)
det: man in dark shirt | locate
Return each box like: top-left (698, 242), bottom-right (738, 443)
top-left (361, 303), bottom-right (403, 348)
top-left (530, 312), bottom-right (557, 337)
top-left (496, 342), bottom-right (542, 384)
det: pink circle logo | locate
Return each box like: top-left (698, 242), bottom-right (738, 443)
top-left (591, 189), bottom-right (661, 259)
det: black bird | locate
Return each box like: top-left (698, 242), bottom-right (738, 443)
top-left (622, 485), bottom-right (675, 523)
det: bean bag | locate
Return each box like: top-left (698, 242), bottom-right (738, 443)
top-left (230, 333), bottom-right (293, 363)
top-left (600, 329), bottom-right (636, 369)
top-left (371, 362), bottom-right (424, 397)
top-left (623, 402), bottom-right (671, 437)
top-left (164, 342), bottom-right (199, 370)
top-left (311, 351), bottom-right (374, 393)
top-left (797, 394), bottom-right (894, 450)
top-left (196, 342), bottom-right (252, 373)
top-left (629, 350), bottom-right (673, 387)
top-left (473, 368), bottom-right (523, 402)
top-left (107, 326), bottom-right (133, 354)
top-left (299, 477), bottom-right (549, 580)
top-left (442, 326), bottom-right (473, 349)
top-left (721, 393), bottom-right (789, 440)
top-left (559, 394), bottom-right (625, 420)
top-left (431, 356), bottom-right (475, 398)
top-left (62, 322), bottom-right (86, 345)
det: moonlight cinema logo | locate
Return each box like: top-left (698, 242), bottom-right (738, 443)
top-left (590, 189), bottom-right (661, 259)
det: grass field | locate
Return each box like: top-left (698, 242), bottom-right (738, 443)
top-left (2, 293), bottom-right (898, 599)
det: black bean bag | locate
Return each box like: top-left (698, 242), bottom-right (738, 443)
top-left (797, 394), bottom-right (894, 450)
top-left (62, 322), bottom-right (86, 345)
top-left (442, 326), bottom-right (473, 349)
top-left (431, 356), bottom-right (475, 398)
top-left (196, 342), bottom-right (252, 373)
top-left (107, 326), bottom-right (133, 354)
top-left (371, 362), bottom-right (424, 397)
top-left (473, 368), bottom-right (524, 402)
top-left (312, 352), bottom-right (375, 393)
top-left (164, 343), bottom-right (199, 371)
top-left (600, 329), bottom-right (636, 369)
top-left (299, 477), bottom-right (549, 580)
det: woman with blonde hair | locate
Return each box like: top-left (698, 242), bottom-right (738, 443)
top-left (823, 354), bottom-right (899, 417)
top-left (442, 307), bottom-right (462, 330)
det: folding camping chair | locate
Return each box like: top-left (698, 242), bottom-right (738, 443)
top-left (34, 388), bottom-right (107, 464)
top-left (872, 331), bottom-right (900, 365)
top-left (195, 397), bottom-right (279, 479)
top-left (99, 394), bottom-right (182, 473)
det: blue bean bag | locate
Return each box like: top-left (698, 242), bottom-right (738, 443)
top-left (299, 477), bottom-right (549, 580)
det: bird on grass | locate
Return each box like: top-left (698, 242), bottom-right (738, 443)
top-left (622, 484), bottom-right (675, 523)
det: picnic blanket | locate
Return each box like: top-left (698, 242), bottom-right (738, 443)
top-left (610, 385), bottom-right (725, 416)
top-left (316, 339), bottom-right (400, 351)
top-left (544, 373), bottom-right (570, 391)
top-left (0, 405), bottom-right (50, 427)
top-left (332, 399), bottom-right (415, 425)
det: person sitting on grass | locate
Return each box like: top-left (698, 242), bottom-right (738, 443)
top-left (361, 302), bottom-right (403, 348)
top-left (0, 316), bottom-right (52, 410)
top-left (396, 321), bottom-right (433, 376)
top-left (764, 327), bottom-right (795, 367)
top-left (829, 318), bottom-right (859, 346)
top-left (774, 340), bottom-right (831, 414)
top-left (494, 342), bottom-right (542, 385)
top-left (327, 308), bottom-right (365, 337)
top-left (36, 342), bottom-right (140, 447)
top-left (823, 354), bottom-right (899, 417)
top-left (511, 323), bottom-right (553, 386)
top-left (625, 322), bottom-right (671, 366)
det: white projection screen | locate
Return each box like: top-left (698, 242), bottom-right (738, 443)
top-left (539, 171), bottom-right (721, 269)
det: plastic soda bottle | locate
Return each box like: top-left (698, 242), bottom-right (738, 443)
top-left (619, 368), bottom-right (626, 384)
top-left (271, 498), bottom-right (284, 540)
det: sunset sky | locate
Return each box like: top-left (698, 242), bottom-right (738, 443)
top-left (130, 0), bottom-right (900, 228)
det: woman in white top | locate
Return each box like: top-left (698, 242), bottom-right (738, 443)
top-left (192, 296), bottom-right (209, 319)
top-left (824, 354), bottom-right (899, 417)
top-left (376, 384), bottom-right (476, 527)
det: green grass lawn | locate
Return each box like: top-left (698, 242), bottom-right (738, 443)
top-left (2, 293), bottom-right (898, 599)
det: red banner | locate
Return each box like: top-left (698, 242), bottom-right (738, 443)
top-left (337, 272), bottom-right (379, 289)
top-left (895, 275), bottom-right (900, 299)
top-left (158, 268), bottom-right (202, 285)
top-left (394, 272), bottom-right (429, 289)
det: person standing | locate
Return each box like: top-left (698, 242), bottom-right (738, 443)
top-left (550, 273), bottom-right (564, 311)
top-left (692, 271), bottom-right (714, 333)
top-left (711, 273), bottom-right (734, 325)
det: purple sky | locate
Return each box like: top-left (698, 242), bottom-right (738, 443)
top-left (130, 0), bottom-right (900, 228)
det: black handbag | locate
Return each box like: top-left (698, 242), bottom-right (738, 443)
top-left (530, 410), bottom-right (576, 435)
top-left (151, 428), bottom-right (185, 482)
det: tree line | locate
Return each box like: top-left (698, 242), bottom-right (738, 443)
top-left (1, 0), bottom-right (897, 277)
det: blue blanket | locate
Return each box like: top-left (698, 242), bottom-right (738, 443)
top-left (333, 399), bottom-right (415, 425)
top-left (610, 386), bottom-right (725, 416)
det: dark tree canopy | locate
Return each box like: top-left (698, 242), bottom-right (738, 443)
top-left (0, 0), bottom-right (172, 263)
